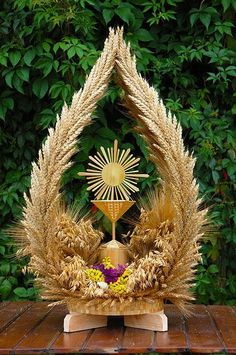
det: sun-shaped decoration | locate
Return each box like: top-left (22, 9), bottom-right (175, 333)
top-left (78, 139), bottom-right (148, 200)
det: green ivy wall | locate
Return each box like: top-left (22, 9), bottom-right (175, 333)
top-left (0, 0), bottom-right (236, 303)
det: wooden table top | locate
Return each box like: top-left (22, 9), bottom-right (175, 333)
top-left (0, 301), bottom-right (235, 354)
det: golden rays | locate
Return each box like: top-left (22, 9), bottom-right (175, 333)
top-left (78, 140), bottom-right (149, 200)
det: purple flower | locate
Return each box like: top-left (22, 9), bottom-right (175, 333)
top-left (92, 263), bottom-right (126, 284)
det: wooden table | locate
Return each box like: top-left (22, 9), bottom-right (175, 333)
top-left (0, 301), bottom-right (235, 354)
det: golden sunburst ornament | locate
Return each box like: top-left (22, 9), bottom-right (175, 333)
top-left (78, 139), bottom-right (148, 200)
top-left (79, 139), bottom-right (149, 245)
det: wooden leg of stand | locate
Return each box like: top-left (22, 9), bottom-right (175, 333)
top-left (64, 313), bottom-right (108, 332)
top-left (124, 310), bottom-right (168, 331)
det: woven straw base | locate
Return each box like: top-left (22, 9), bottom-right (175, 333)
top-left (67, 298), bottom-right (164, 316)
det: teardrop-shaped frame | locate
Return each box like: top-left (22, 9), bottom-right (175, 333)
top-left (21, 28), bottom-right (207, 313)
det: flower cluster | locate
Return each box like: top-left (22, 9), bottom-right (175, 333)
top-left (86, 257), bottom-right (131, 294)
top-left (85, 268), bottom-right (104, 282)
top-left (109, 268), bottom-right (132, 293)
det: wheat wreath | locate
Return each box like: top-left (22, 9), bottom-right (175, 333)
top-left (14, 28), bottom-right (208, 315)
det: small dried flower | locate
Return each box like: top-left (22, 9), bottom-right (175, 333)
top-left (85, 268), bottom-right (104, 282)
top-left (97, 281), bottom-right (108, 289)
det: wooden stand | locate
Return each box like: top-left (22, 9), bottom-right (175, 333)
top-left (64, 311), bottom-right (168, 332)
top-left (64, 313), bottom-right (108, 332)
top-left (124, 310), bottom-right (168, 331)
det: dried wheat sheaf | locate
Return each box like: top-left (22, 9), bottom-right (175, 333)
top-left (14, 28), bottom-right (208, 314)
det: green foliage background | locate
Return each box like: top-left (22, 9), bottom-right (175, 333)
top-left (0, 0), bottom-right (235, 303)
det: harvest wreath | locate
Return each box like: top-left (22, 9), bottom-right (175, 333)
top-left (15, 28), bottom-right (208, 332)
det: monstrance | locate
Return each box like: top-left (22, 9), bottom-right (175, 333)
top-left (78, 139), bottom-right (149, 266)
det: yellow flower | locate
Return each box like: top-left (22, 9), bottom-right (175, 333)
top-left (102, 256), bottom-right (114, 269)
top-left (121, 269), bottom-right (132, 278)
top-left (109, 281), bottom-right (127, 294)
top-left (109, 269), bottom-right (132, 294)
top-left (86, 268), bottom-right (104, 282)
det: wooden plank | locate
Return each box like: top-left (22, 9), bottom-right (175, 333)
top-left (208, 305), bottom-right (236, 353)
top-left (0, 302), bottom-right (235, 354)
top-left (155, 304), bottom-right (187, 353)
top-left (0, 302), bottom-right (53, 354)
top-left (14, 304), bottom-right (67, 354)
top-left (0, 301), bottom-right (32, 333)
top-left (51, 314), bottom-right (123, 354)
top-left (186, 305), bottom-right (224, 353)
top-left (84, 327), bottom-right (123, 353)
top-left (120, 328), bottom-right (154, 353)
top-left (50, 330), bottom-right (92, 354)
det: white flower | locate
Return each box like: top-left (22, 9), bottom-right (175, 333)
top-left (97, 281), bottom-right (108, 289)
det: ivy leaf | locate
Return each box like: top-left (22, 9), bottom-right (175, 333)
top-left (231, 104), bottom-right (236, 114)
top-left (0, 279), bottom-right (12, 299)
top-left (222, 0), bottom-right (231, 12)
top-left (39, 108), bottom-right (55, 128)
top-left (190, 11), bottom-right (199, 27)
top-left (102, 9), bottom-right (114, 24)
top-left (136, 29), bottom-right (154, 42)
top-left (134, 133), bottom-right (149, 158)
top-left (227, 163), bottom-right (236, 177)
top-left (8, 276), bottom-right (18, 286)
top-left (0, 97), bottom-right (14, 119)
top-left (16, 68), bottom-right (29, 82)
top-left (13, 75), bottom-right (24, 94)
top-left (199, 13), bottom-right (211, 30)
top-left (13, 287), bottom-right (29, 298)
top-left (96, 127), bottom-right (117, 140)
top-left (24, 49), bottom-right (35, 66)
top-left (33, 78), bottom-right (48, 99)
top-left (67, 46), bottom-right (76, 59)
top-left (42, 42), bottom-right (50, 52)
top-left (226, 66), bottom-right (236, 76)
top-left (5, 70), bottom-right (14, 88)
top-left (0, 105), bottom-right (7, 120)
top-left (75, 47), bottom-right (83, 58)
top-left (205, 7), bottom-right (218, 15)
top-left (0, 277), bottom-right (4, 285)
top-left (0, 54), bottom-right (7, 66)
top-left (208, 264), bottom-right (219, 273)
top-left (115, 6), bottom-right (133, 24)
top-left (0, 262), bottom-right (10, 275)
top-left (212, 170), bottom-right (220, 183)
top-left (9, 50), bottom-right (21, 67)
top-left (3, 97), bottom-right (14, 110)
top-left (17, 135), bottom-right (24, 148)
